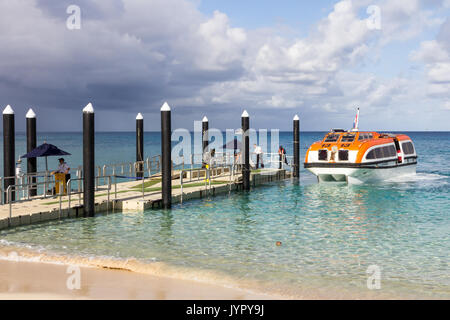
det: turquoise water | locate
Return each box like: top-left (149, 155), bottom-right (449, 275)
top-left (0, 132), bottom-right (449, 298)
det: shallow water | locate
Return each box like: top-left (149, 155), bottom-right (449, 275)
top-left (0, 132), bottom-right (449, 298)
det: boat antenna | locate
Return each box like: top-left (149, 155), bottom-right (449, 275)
top-left (352, 107), bottom-right (360, 132)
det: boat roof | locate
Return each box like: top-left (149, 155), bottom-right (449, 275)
top-left (321, 131), bottom-right (411, 142)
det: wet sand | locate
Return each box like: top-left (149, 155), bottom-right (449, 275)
top-left (0, 259), bottom-right (281, 300)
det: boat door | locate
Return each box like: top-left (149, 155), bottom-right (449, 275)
top-left (393, 138), bottom-right (403, 164)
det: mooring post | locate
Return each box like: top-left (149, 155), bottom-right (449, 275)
top-left (136, 113), bottom-right (144, 179)
top-left (293, 114), bottom-right (300, 179)
top-left (202, 116), bottom-right (208, 165)
top-left (241, 110), bottom-right (250, 191)
top-left (3, 105), bottom-right (15, 202)
top-left (161, 102), bottom-right (172, 209)
top-left (26, 108), bottom-right (37, 196)
top-left (83, 103), bottom-right (95, 217)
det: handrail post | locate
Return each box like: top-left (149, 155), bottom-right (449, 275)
top-left (229, 164), bottom-right (232, 192)
top-left (107, 176), bottom-right (111, 213)
top-left (44, 171), bottom-right (47, 199)
top-left (78, 176), bottom-right (81, 206)
top-left (115, 175), bottom-right (117, 200)
top-left (204, 168), bottom-right (207, 193)
top-left (59, 181), bottom-right (63, 219)
top-left (142, 172), bottom-right (145, 200)
top-left (8, 186), bottom-right (12, 222)
top-left (180, 170), bottom-right (183, 204)
top-left (67, 179), bottom-right (71, 210)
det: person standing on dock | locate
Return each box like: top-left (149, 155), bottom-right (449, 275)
top-left (52, 158), bottom-right (71, 182)
top-left (254, 144), bottom-right (264, 169)
top-left (278, 146), bottom-right (288, 169)
top-left (203, 148), bottom-right (216, 168)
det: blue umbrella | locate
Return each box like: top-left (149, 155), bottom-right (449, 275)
top-left (21, 143), bottom-right (71, 171)
top-left (222, 138), bottom-right (242, 151)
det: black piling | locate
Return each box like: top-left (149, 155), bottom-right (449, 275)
top-left (241, 110), bottom-right (250, 191)
top-left (202, 116), bottom-right (209, 154)
top-left (161, 102), bottom-right (172, 209)
top-left (83, 103), bottom-right (95, 217)
top-left (3, 105), bottom-right (15, 202)
top-left (26, 109), bottom-right (37, 196)
top-left (293, 114), bottom-right (300, 179)
top-left (136, 113), bottom-right (144, 179)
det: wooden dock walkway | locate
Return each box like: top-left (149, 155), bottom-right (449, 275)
top-left (0, 168), bottom-right (290, 230)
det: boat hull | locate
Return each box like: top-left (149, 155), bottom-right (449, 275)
top-left (306, 163), bottom-right (416, 184)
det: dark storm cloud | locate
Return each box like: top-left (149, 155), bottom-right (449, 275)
top-left (1, 0), bottom-right (448, 132)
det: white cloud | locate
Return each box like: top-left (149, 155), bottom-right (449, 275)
top-left (0, 0), bottom-right (448, 130)
top-left (412, 18), bottom-right (450, 103)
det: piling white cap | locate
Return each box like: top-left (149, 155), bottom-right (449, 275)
top-left (136, 113), bottom-right (143, 120)
top-left (293, 114), bottom-right (299, 121)
top-left (83, 102), bottom-right (94, 113)
top-left (160, 102), bottom-right (171, 111)
top-left (26, 108), bottom-right (36, 118)
top-left (3, 105), bottom-right (14, 115)
top-left (202, 116), bottom-right (208, 122)
top-left (241, 110), bottom-right (249, 117)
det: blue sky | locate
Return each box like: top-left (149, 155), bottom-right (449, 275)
top-left (1, 0), bottom-right (450, 131)
top-left (198, 0), bottom-right (334, 31)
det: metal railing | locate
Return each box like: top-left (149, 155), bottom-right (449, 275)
top-left (5, 174), bottom-right (114, 225)
top-left (179, 163), bottom-right (235, 204)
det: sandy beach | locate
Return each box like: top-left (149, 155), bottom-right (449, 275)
top-left (0, 259), bottom-right (282, 300)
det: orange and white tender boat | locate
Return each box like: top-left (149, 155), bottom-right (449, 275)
top-left (304, 108), bottom-right (417, 184)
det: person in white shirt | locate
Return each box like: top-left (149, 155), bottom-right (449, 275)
top-left (254, 144), bottom-right (264, 169)
top-left (15, 158), bottom-right (22, 178)
top-left (52, 158), bottom-right (71, 181)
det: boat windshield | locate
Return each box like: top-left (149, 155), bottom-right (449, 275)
top-left (341, 134), bottom-right (355, 142)
top-left (324, 134), bottom-right (340, 142)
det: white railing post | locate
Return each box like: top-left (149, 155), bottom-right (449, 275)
top-left (59, 181), bottom-right (63, 219)
top-left (8, 186), bottom-right (12, 221)
top-left (180, 170), bottom-right (183, 204)
top-left (67, 179), bottom-right (71, 210)
top-left (107, 176), bottom-right (111, 213)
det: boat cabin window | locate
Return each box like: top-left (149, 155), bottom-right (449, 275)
top-left (366, 145), bottom-right (397, 160)
top-left (402, 142), bottom-right (415, 155)
top-left (324, 134), bottom-right (340, 142)
top-left (385, 145), bottom-right (397, 157)
top-left (341, 134), bottom-right (355, 142)
top-left (338, 150), bottom-right (349, 161)
top-left (358, 133), bottom-right (373, 141)
top-left (366, 149), bottom-right (376, 159)
top-left (318, 149), bottom-right (328, 161)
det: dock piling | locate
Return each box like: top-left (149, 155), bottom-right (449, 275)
top-left (241, 110), bottom-right (250, 191)
top-left (3, 105), bottom-right (15, 202)
top-left (202, 116), bottom-right (208, 163)
top-left (83, 103), bottom-right (95, 217)
top-left (136, 113), bottom-right (144, 179)
top-left (293, 114), bottom-right (300, 178)
top-left (161, 102), bottom-right (172, 209)
top-left (26, 109), bottom-right (37, 196)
